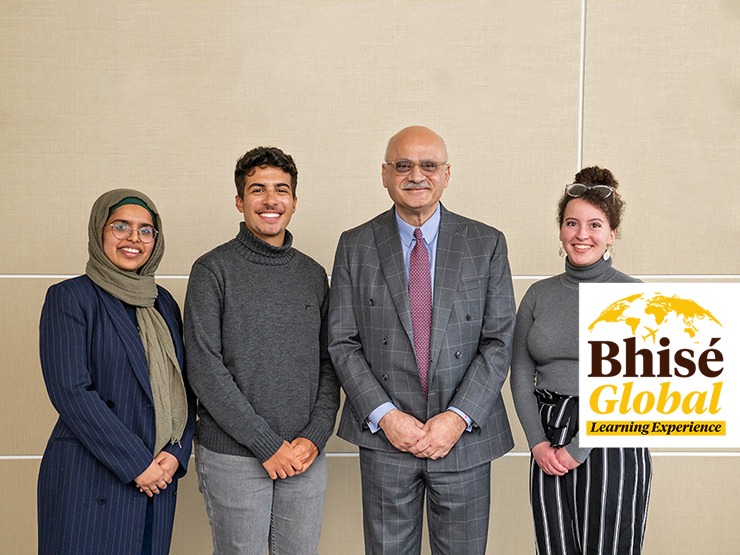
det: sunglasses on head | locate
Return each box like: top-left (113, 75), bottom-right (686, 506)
top-left (564, 183), bottom-right (614, 199)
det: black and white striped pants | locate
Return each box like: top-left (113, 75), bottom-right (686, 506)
top-left (530, 447), bottom-right (651, 555)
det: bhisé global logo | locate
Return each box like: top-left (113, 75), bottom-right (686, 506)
top-left (579, 283), bottom-right (739, 448)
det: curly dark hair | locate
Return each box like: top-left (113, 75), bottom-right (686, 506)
top-left (235, 146), bottom-right (298, 199)
top-left (557, 166), bottom-right (625, 231)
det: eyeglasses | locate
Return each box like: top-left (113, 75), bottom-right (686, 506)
top-left (385, 159), bottom-right (448, 176)
top-left (106, 222), bottom-right (158, 243)
top-left (565, 183), bottom-right (614, 199)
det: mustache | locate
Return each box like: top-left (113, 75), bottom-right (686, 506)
top-left (401, 180), bottom-right (430, 190)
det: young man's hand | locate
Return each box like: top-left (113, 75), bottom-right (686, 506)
top-left (262, 441), bottom-right (304, 479)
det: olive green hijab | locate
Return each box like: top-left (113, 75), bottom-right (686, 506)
top-left (86, 189), bottom-right (187, 454)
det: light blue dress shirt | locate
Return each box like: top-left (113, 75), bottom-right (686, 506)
top-left (366, 203), bottom-right (472, 433)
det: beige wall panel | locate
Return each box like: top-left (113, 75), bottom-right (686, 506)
top-left (325, 394), bottom-right (359, 454)
top-left (1, 460), bottom-right (41, 554)
top-left (0, 277), bottom-right (186, 455)
top-left (158, 277), bottom-right (189, 311)
top-left (0, 279), bottom-right (59, 455)
top-left (1, 0), bottom-right (581, 277)
top-left (169, 471), bottom-right (219, 555)
top-left (325, 434), bottom-right (357, 454)
top-left (643, 455), bottom-right (740, 554)
top-left (1, 460), bottom-right (41, 553)
top-left (582, 0), bottom-right (740, 276)
top-left (488, 454), bottom-right (538, 552)
top-left (318, 456), bottom-right (366, 554)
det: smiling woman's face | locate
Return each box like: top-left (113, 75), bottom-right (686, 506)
top-left (559, 197), bottom-right (616, 267)
top-left (102, 204), bottom-right (155, 272)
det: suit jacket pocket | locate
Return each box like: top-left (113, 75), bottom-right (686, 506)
top-left (457, 275), bottom-right (486, 292)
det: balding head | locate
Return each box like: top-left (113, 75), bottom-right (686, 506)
top-left (385, 126), bottom-right (448, 163)
top-left (382, 126), bottom-right (450, 227)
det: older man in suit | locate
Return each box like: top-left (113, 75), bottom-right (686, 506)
top-left (329, 126), bottom-right (517, 554)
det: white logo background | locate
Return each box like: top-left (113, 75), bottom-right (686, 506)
top-left (579, 283), bottom-right (739, 448)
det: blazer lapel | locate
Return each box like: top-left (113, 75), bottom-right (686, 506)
top-left (95, 286), bottom-right (154, 402)
top-left (373, 208), bottom-right (414, 344)
top-left (430, 206), bottom-right (465, 372)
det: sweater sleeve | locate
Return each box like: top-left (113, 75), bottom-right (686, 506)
top-left (564, 425), bottom-right (592, 463)
top-left (184, 261), bottom-right (284, 463)
top-left (510, 283), bottom-right (592, 463)
top-left (297, 273), bottom-right (340, 452)
top-left (510, 286), bottom-right (550, 450)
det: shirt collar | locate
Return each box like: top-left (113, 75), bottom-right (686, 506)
top-left (395, 203), bottom-right (441, 247)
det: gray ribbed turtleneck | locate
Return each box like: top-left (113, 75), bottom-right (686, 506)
top-left (510, 257), bottom-right (640, 462)
top-left (184, 223), bottom-right (340, 462)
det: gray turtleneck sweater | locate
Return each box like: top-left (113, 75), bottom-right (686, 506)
top-left (510, 257), bottom-right (640, 462)
top-left (184, 223), bottom-right (340, 463)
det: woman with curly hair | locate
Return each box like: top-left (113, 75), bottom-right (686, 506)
top-left (511, 167), bottom-right (651, 555)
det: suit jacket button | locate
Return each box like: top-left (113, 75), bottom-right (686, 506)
top-left (96, 497), bottom-right (107, 505)
top-left (368, 299), bottom-right (375, 306)
top-left (455, 351), bottom-right (462, 359)
top-left (382, 337), bottom-right (388, 345)
top-left (106, 401), bottom-right (115, 409)
top-left (382, 373), bottom-right (388, 381)
top-left (466, 314), bottom-right (473, 321)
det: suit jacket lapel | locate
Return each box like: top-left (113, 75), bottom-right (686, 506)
top-left (373, 208), bottom-right (415, 344)
top-left (95, 286), bottom-right (154, 402)
top-left (430, 206), bottom-right (464, 372)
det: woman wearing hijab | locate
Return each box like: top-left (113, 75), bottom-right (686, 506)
top-left (38, 189), bottom-right (195, 555)
top-left (510, 167), bottom-right (651, 555)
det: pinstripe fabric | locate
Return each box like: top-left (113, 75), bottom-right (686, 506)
top-left (535, 390), bottom-right (579, 448)
top-left (329, 205), bottom-right (516, 553)
top-left (37, 275), bottom-right (196, 555)
top-left (329, 205), bottom-right (516, 471)
top-left (530, 447), bottom-right (652, 555)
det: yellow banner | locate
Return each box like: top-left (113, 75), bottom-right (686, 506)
top-left (587, 421), bottom-right (726, 436)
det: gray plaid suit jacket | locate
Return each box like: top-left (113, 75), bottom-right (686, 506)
top-left (329, 204), bottom-right (516, 471)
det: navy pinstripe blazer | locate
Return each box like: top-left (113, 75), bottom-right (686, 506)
top-left (37, 275), bottom-right (196, 555)
top-left (328, 205), bottom-right (516, 471)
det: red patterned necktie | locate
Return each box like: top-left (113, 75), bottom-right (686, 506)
top-left (409, 228), bottom-right (431, 397)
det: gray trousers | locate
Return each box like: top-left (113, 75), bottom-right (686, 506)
top-left (359, 448), bottom-right (491, 555)
top-left (196, 444), bottom-right (327, 555)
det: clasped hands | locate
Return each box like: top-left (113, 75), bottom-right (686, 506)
top-left (135, 451), bottom-right (179, 497)
top-left (378, 409), bottom-right (467, 460)
top-left (261, 437), bottom-right (319, 480)
top-left (531, 441), bottom-right (581, 476)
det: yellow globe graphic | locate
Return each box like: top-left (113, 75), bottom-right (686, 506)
top-left (588, 293), bottom-right (722, 341)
